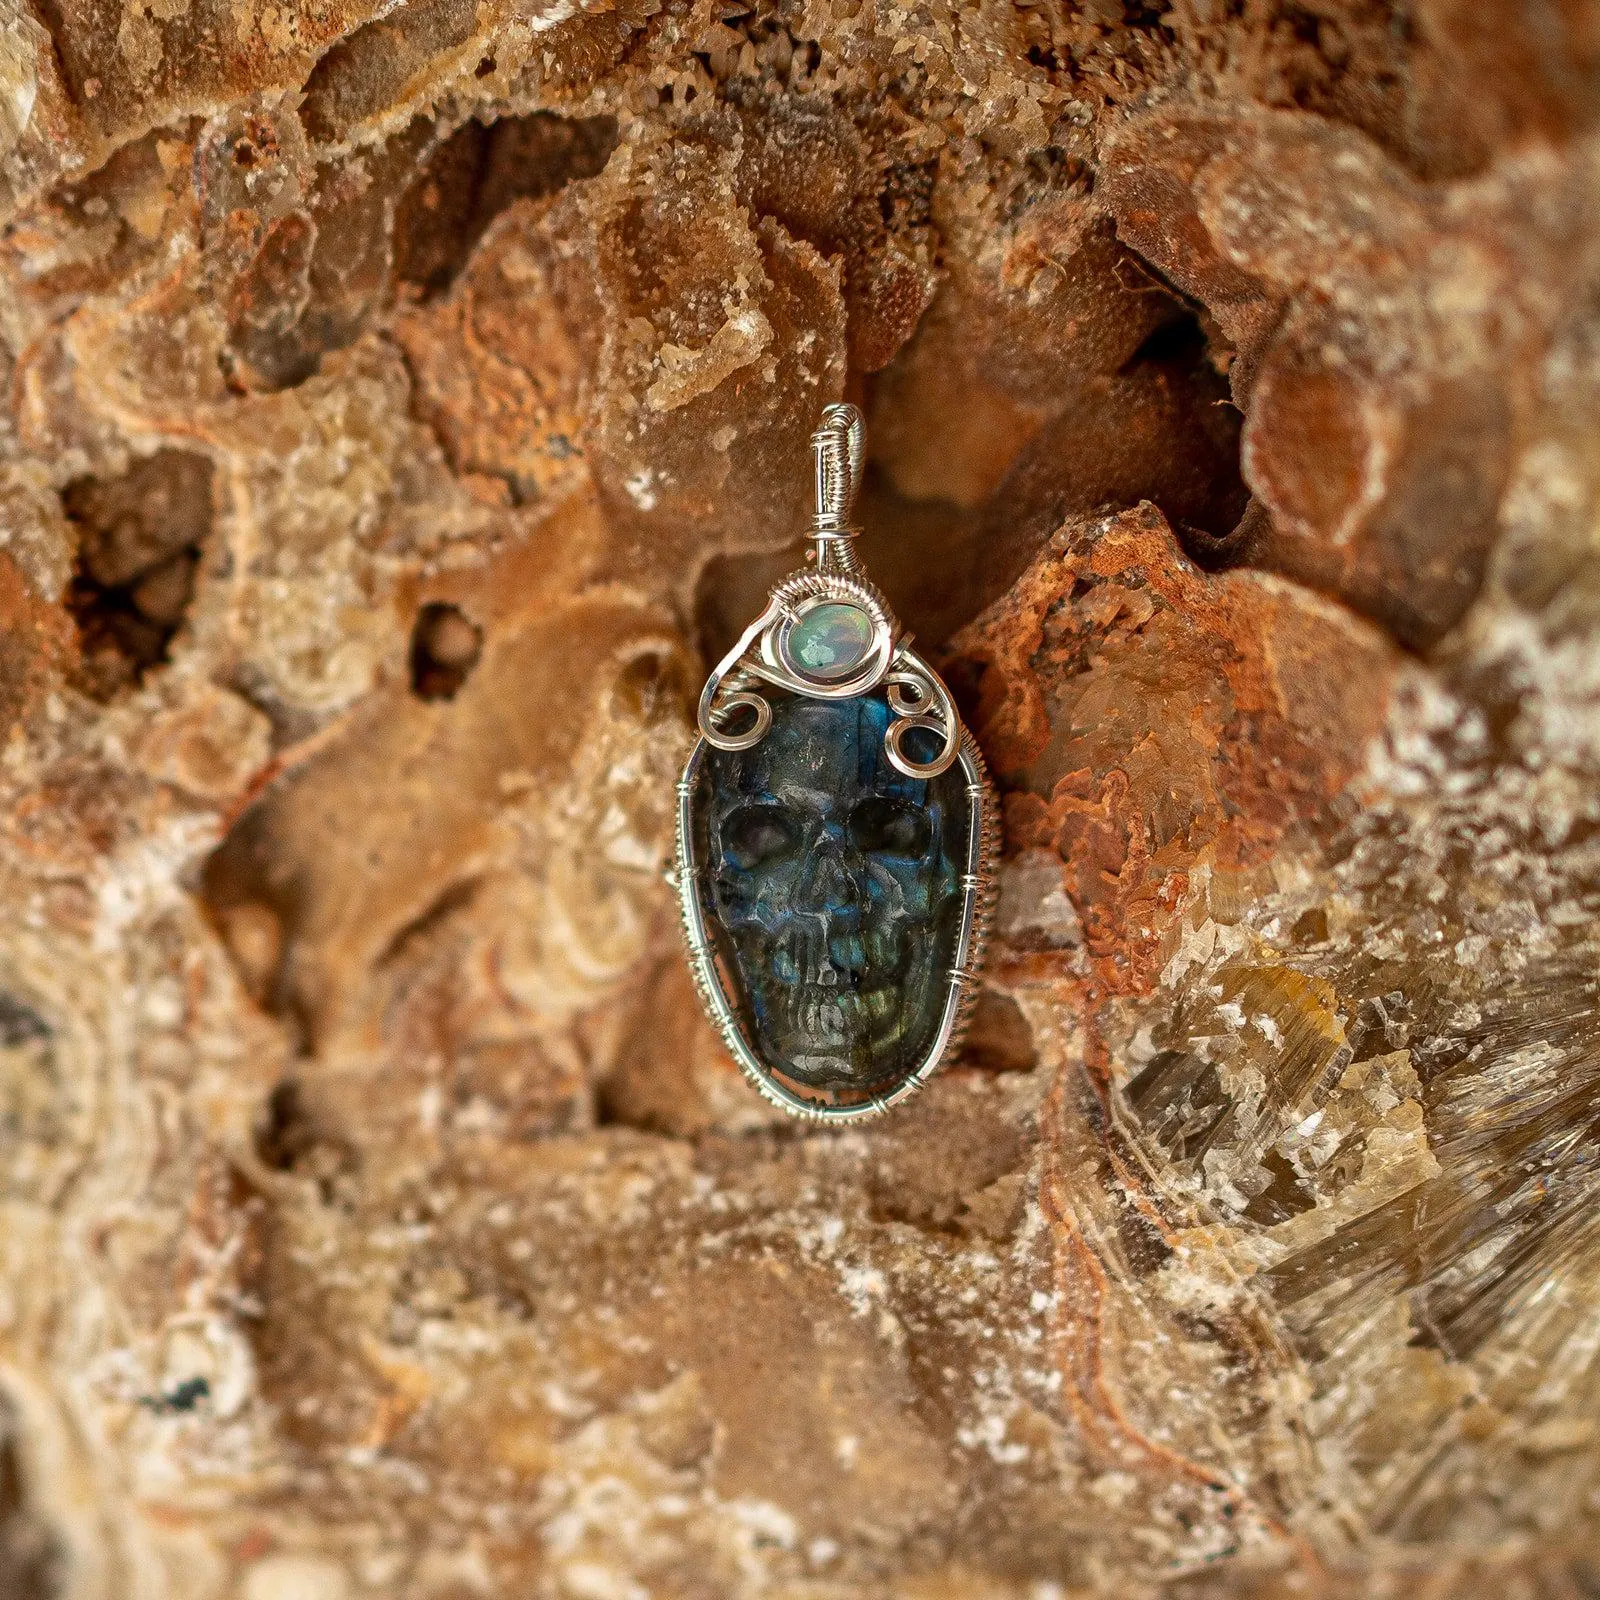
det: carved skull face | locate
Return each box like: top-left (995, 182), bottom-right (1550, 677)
top-left (706, 695), bottom-right (965, 1093)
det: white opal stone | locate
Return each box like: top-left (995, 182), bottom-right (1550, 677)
top-left (789, 602), bottom-right (873, 680)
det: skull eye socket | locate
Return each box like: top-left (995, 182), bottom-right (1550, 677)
top-left (723, 803), bottom-right (801, 869)
top-left (849, 795), bottom-right (931, 858)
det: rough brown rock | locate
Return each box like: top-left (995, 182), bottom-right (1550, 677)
top-left (0, 1), bottom-right (1598, 1596)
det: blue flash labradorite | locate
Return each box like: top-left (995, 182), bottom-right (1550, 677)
top-left (690, 692), bottom-right (969, 1099)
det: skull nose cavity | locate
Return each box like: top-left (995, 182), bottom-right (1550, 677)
top-left (827, 931), bottom-right (868, 978)
top-left (790, 823), bottom-right (889, 986)
top-left (803, 839), bottom-right (864, 911)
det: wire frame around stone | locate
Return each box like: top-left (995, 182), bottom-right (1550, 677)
top-left (674, 727), bottom-right (999, 1120)
top-left (674, 402), bottom-right (999, 1119)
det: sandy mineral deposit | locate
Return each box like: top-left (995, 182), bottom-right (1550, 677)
top-left (0, 0), bottom-right (1597, 1595)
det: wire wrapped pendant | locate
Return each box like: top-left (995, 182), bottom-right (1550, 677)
top-left (675, 404), bottom-right (998, 1119)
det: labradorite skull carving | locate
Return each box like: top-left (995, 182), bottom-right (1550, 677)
top-left (697, 695), bottom-right (968, 1095)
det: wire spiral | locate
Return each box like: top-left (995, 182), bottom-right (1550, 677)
top-left (811, 402), bottom-right (864, 575)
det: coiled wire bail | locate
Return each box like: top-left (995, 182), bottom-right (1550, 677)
top-left (811, 402), bottom-right (864, 576)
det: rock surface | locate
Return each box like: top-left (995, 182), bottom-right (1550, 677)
top-left (0, 1), bottom-right (1597, 1596)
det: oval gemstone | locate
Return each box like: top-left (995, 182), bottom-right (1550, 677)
top-left (788, 602), bottom-right (873, 680)
top-left (688, 693), bottom-right (970, 1104)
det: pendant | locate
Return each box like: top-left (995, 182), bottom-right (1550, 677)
top-left (675, 404), bottom-right (998, 1120)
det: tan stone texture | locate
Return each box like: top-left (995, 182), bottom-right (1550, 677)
top-left (0, 0), bottom-right (1598, 1594)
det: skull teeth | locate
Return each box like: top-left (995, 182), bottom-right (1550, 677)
top-left (796, 983), bottom-right (898, 1045)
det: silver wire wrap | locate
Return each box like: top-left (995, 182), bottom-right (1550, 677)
top-left (695, 400), bottom-right (960, 776)
top-left (678, 404), bottom-right (996, 1117)
top-left (811, 402), bottom-right (864, 576)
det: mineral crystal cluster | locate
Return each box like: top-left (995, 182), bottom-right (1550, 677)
top-left (0, 0), bottom-right (1597, 1595)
